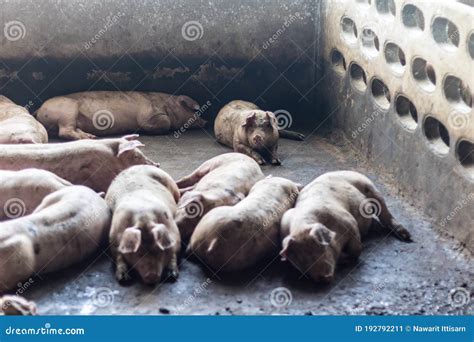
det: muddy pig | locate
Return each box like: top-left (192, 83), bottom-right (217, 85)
top-left (0, 186), bottom-right (111, 292)
top-left (214, 100), bottom-right (305, 165)
top-left (0, 169), bottom-right (72, 221)
top-left (36, 91), bottom-right (207, 140)
top-left (106, 165), bottom-right (181, 285)
top-left (188, 176), bottom-right (301, 272)
top-left (0, 296), bottom-right (37, 315)
top-left (0, 95), bottom-right (48, 144)
top-left (175, 153), bottom-right (264, 241)
top-left (280, 171), bottom-right (412, 283)
top-left (0, 134), bottom-right (159, 192)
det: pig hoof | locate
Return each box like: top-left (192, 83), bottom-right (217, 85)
top-left (394, 225), bottom-right (412, 242)
top-left (271, 158), bottom-right (281, 166)
top-left (116, 270), bottom-right (133, 284)
top-left (167, 269), bottom-right (179, 282)
top-left (256, 159), bottom-right (265, 165)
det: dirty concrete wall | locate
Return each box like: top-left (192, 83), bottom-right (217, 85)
top-left (0, 0), bottom-right (320, 124)
top-left (319, 0), bottom-right (474, 252)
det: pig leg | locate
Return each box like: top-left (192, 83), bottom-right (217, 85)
top-left (166, 253), bottom-right (179, 281)
top-left (234, 143), bottom-right (265, 165)
top-left (115, 254), bottom-right (132, 283)
top-left (179, 185), bottom-right (196, 195)
top-left (279, 129), bottom-right (305, 141)
top-left (176, 164), bottom-right (211, 188)
top-left (138, 113), bottom-right (171, 135)
top-left (269, 145), bottom-right (281, 165)
top-left (362, 186), bottom-right (412, 242)
top-left (49, 99), bottom-right (96, 140)
top-left (0, 236), bottom-right (35, 292)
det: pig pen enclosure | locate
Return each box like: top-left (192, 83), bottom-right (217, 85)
top-left (0, 0), bottom-right (473, 315)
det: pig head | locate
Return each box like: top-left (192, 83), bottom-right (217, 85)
top-left (114, 134), bottom-right (160, 169)
top-left (280, 223), bottom-right (338, 283)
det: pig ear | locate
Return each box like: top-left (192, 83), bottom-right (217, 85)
top-left (310, 226), bottom-right (336, 246)
top-left (265, 111), bottom-right (275, 121)
top-left (152, 225), bottom-right (175, 251)
top-left (242, 112), bottom-right (257, 127)
top-left (295, 183), bottom-right (304, 191)
top-left (279, 236), bottom-right (294, 261)
top-left (265, 174), bottom-right (273, 179)
top-left (207, 238), bottom-right (218, 254)
top-left (122, 134), bottom-right (140, 141)
top-left (118, 227), bottom-right (141, 254)
top-left (178, 193), bottom-right (204, 210)
top-left (118, 140), bottom-right (145, 156)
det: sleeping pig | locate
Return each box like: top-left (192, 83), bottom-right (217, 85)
top-left (0, 296), bottom-right (37, 315)
top-left (0, 186), bottom-right (111, 292)
top-left (214, 100), bottom-right (305, 165)
top-left (0, 134), bottom-right (159, 192)
top-left (35, 91), bottom-right (207, 140)
top-left (106, 165), bottom-right (181, 285)
top-left (0, 169), bottom-right (71, 221)
top-left (188, 176), bottom-right (301, 272)
top-left (175, 152), bottom-right (264, 241)
top-left (0, 95), bottom-right (48, 144)
top-left (280, 171), bottom-right (412, 283)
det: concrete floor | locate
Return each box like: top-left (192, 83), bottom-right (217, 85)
top-left (26, 129), bottom-right (473, 315)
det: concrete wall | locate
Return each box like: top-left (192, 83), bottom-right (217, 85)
top-left (0, 0), bottom-right (320, 123)
top-left (320, 0), bottom-right (474, 252)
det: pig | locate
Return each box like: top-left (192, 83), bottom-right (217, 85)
top-left (214, 100), bottom-right (305, 165)
top-left (280, 171), bottom-right (412, 283)
top-left (188, 176), bottom-right (301, 272)
top-left (0, 169), bottom-right (71, 221)
top-left (0, 95), bottom-right (48, 144)
top-left (0, 186), bottom-right (111, 292)
top-left (35, 91), bottom-right (207, 140)
top-left (175, 153), bottom-right (264, 241)
top-left (106, 165), bottom-right (181, 285)
top-left (0, 296), bottom-right (37, 315)
top-left (0, 134), bottom-right (159, 192)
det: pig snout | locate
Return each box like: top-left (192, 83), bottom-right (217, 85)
top-left (253, 134), bottom-right (263, 145)
top-left (143, 272), bottom-right (160, 285)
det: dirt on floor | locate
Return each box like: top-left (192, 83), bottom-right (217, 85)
top-left (24, 129), bottom-right (473, 315)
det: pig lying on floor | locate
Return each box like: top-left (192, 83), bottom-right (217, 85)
top-left (214, 100), bottom-right (305, 165)
top-left (188, 176), bottom-right (301, 272)
top-left (0, 296), bottom-right (37, 315)
top-left (35, 91), bottom-right (207, 140)
top-left (106, 166), bottom-right (181, 285)
top-left (0, 96), bottom-right (48, 144)
top-left (0, 186), bottom-right (111, 292)
top-left (175, 153), bottom-right (264, 241)
top-left (280, 171), bottom-right (412, 283)
top-left (0, 134), bottom-right (158, 192)
top-left (0, 169), bottom-right (71, 221)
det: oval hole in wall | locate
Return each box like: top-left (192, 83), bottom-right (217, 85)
top-left (395, 95), bottom-right (418, 130)
top-left (457, 140), bottom-right (474, 179)
top-left (330, 49), bottom-right (347, 74)
top-left (432, 17), bottom-right (460, 51)
top-left (468, 32), bottom-right (474, 59)
top-left (412, 57), bottom-right (436, 92)
top-left (341, 17), bottom-right (358, 43)
top-left (371, 78), bottom-right (391, 110)
top-left (375, 0), bottom-right (396, 16)
top-left (361, 28), bottom-right (380, 57)
top-left (402, 4), bottom-right (425, 31)
top-left (384, 42), bottom-right (406, 74)
top-left (349, 63), bottom-right (367, 91)
top-left (444, 75), bottom-right (473, 112)
top-left (423, 116), bottom-right (450, 155)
